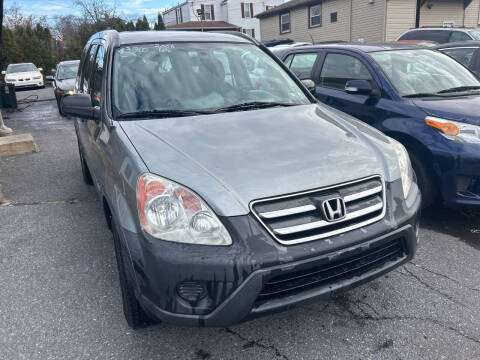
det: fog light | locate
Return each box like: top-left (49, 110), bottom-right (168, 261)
top-left (177, 281), bottom-right (207, 303)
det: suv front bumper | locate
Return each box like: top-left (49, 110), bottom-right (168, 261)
top-left (119, 179), bottom-right (420, 327)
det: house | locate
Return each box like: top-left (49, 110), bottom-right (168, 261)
top-left (256, 0), bottom-right (480, 43)
top-left (162, 0), bottom-right (284, 40)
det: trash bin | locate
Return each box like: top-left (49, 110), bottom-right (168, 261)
top-left (0, 82), bottom-right (17, 109)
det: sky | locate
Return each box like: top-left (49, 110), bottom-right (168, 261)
top-left (4, 0), bottom-right (178, 22)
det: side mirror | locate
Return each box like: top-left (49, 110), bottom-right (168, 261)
top-left (51, 68), bottom-right (56, 74)
top-left (301, 79), bottom-right (316, 92)
top-left (345, 80), bottom-right (373, 95)
top-left (38, 68), bottom-right (43, 72)
top-left (62, 93), bottom-right (96, 120)
top-left (1, 71), bottom-right (5, 75)
top-left (45, 75), bottom-right (54, 81)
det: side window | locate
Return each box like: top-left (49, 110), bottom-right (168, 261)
top-left (288, 53), bottom-right (318, 79)
top-left (90, 45), bottom-right (104, 107)
top-left (440, 47), bottom-right (477, 67)
top-left (80, 44), bottom-right (98, 94)
top-left (283, 54), bottom-right (294, 67)
top-left (319, 53), bottom-right (372, 90)
top-left (449, 31), bottom-right (472, 42)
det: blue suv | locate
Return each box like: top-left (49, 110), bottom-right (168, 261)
top-left (273, 44), bottom-right (480, 207)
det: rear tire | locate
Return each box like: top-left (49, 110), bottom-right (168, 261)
top-left (409, 152), bottom-right (437, 208)
top-left (112, 218), bottom-right (151, 329)
top-left (78, 144), bottom-right (93, 186)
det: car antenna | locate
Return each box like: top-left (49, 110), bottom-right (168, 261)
top-left (309, 33), bottom-right (315, 45)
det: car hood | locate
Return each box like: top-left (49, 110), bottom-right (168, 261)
top-left (56, 78), bottom-right (75, 90)
top-left (120, 104), bottom-right (400, 216)
top-left (6, 71), bottom-right (41, 79)
top-left (411, 95), bottom-right (480, 125)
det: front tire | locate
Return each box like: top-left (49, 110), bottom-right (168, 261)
top-left (112, 218), bottom-right (151, 329)
top-left (409, 152), bottom-right (437, 208)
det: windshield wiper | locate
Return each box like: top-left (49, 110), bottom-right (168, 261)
top-left (117, 109), bottom-right (212, 119)
top-left (403, 93), bottom-right (444, 98)
top-left (212, 101), bottom-right (299, 113)
top-left (437, 86), bottom-right (480, 94)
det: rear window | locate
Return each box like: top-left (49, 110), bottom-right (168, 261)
top-left (399, 30), bottom-right (451, 44)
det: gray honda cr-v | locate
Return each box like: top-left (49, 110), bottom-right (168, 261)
top-left (63, 30), bottom-right (421, 328)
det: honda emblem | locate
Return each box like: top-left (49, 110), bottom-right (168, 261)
top-left (322, 197), bottom-right (346, 222)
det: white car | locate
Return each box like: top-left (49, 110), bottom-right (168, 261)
top-left (2, 63), bottom-right (44, 88)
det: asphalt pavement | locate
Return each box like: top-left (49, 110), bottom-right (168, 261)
top-left (0, 90), bottom-right (479, 359)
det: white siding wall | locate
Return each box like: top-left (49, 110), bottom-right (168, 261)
top-left (163, 0), bottom-right (283, 40)
top-left (419, 0), bottom-right (464, 27)
top-left (464, 0), bottom-right (480, 27)
top-left (259, 0), bottom-right (351, 43)
top-left (163, 3), bottom-right (193, 25)
top-left (226, 1), bottom-right (283, 40)
top-left (385, 0), bottom-right (416, 41)
top-left (351, 0), bottom-right (386, 42)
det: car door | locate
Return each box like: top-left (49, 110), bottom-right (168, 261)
top-left (313, 51), bottom-right (381, 126)
top-left (75, 42), bottom-right (100, 184)
top-left (84, 44), bottom-right (107, 190)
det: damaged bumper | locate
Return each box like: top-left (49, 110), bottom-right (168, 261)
top-left (119, 179), bottom-right (421, 327)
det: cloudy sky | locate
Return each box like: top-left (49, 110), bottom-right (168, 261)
top-left (4, 0), bottom-right (177, 21)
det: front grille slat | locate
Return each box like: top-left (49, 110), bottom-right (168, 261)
top-left (256, 238), bottom-right (406, 302)
top-left (344, 185), bottom-right (382, 202)
top-left (259, 204), bottom-right (316, 219)
top-left (273, 200), bottom-right (383, 235)
top-left (250, 175), bottom-right (386, 245)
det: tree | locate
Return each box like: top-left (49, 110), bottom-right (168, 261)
top-left (125, 20), bottom-right (135, 31)
top-left (74, 0), bottom-right (116, 24)
top-left (154, 13), bottom-right (166, 30)
top-left (135, 15), bottom-right (150, 31)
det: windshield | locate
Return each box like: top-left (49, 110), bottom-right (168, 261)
top-left (370, 49), bottom-right (480, 97)
top-left (6, 63), bottom-right (38, 73)
top-left (112, 42), bottom-right (310, 117)
top-left (469, 30), bottom-right (480, 40)
top-left (57, 64), bottom-right (79, 80)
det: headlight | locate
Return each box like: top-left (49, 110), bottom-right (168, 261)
top-left (426, 116), bottom-right (480, 145)
top-left (33, 76), bottom-right (42, 80)
top-left (137, 173), bottom-right (232, 245)
top-left (5, 78), bottom-right (15, 82)
top-left (388, 138), bottom-right (413, 199)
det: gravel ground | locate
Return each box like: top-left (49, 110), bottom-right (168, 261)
top-left (0, 97), bottom-right (479, 360)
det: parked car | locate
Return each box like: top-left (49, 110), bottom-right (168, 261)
top-left (63, 30), bottom-right (420, 329)
top-left (2, 63), bottom-right (44, 88)
top-left (46, 60), bottom-right (80, 115)
top-left (277, 43), bottom-right (480, 207)
top-left (434, 41), bottom-right (480, 77)
top-left (397, 27), bottom-right (480, 44)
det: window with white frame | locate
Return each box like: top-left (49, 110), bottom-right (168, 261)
top-left (309, 4), bottom-right (321, 27)
top-left (176, 8), bottom-right (182, 23)
top-left (204, 5), bottom-right (212, 20)
top-left (244, 3), bottom-right (252, 18)
top-left (244, 28), bottom-right (255, 38)
top-left (280, 12), bottom-right (290, 33)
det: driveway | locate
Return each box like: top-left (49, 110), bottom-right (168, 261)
top-left (0, 98), bottom-right (479, 359)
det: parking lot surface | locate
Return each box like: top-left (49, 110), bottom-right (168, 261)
top-left (0, 97), bottom-right (479, 359)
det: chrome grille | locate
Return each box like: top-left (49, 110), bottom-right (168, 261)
top-left (250, 176), bottom-right (385, 245)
